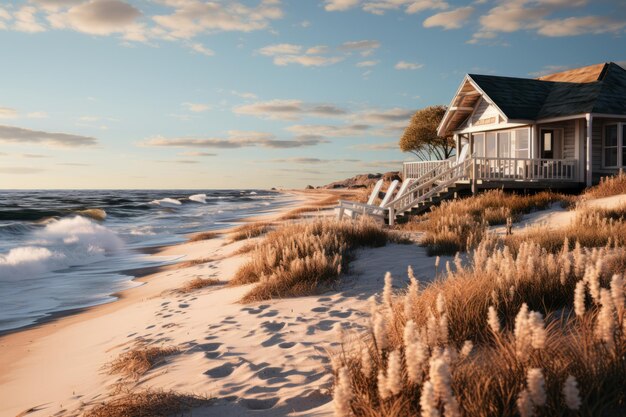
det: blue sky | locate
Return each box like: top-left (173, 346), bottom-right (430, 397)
top-left (0, 0), bottom-right (625, 189)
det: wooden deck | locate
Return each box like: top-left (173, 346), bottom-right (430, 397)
top-left (403, 156), bottom-right (581, 188)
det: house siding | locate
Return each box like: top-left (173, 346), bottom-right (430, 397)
top-left (591, 117), bottom-right (625, 183)
top-left (471, 98), bottom-right (500, 125)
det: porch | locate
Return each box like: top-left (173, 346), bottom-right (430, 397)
top-left (403, 156), bottom-right (580, 188)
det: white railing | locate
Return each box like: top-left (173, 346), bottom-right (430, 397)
top-left (403, 158), bottom-right (452, 179)
top-left (473, 158), bottom-right (577, 182)
top-left (388, 156), bottom-right (473, 217)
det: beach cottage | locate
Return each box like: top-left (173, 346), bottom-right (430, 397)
top-left (427, 62), bottom-right (626, 188)
top-left (339, 63), bottom-right (626, 224)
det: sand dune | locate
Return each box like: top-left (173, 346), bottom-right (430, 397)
top-left (1, 190), bottom-right (442, 417)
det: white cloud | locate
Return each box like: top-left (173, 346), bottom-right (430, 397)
top-left (258, 43), bottom-right (302, 56)
top-left (273, 55), bottom-right (343, 67)
top-left (27, 111), bottom-right (49, 119)
top-left (285, 123), bottom-right (371, 138)
top-left (189, 42), bottom-right (214, 56)
top-left (182, 102), bottom-right (211, 112)
top-left (306, 45), bottom-right (329, 54)
top-left (423, 6), bottom-right (473, 29)
top-left (140, 131), bottom-right (327, 149)
top-left (324, 0), bottom-right (360, 12)
top-left (362, 0), bottom-right (448, 15)
top-left (257, 43), bottom-right (343, 67)
top-left (352, 141), bottom-right (398, 150)
top-left (231, 90), bottom-right (258, 99)
top-left (359, 107), bottom-right (414, 123)
top-left (0, 125), bottom-right (97, 147)
top-left (394, 60), bottom-right (424, 70)
top-left (357, 60), bottom-right (379, 67)
top-left (234, 99), bottom-right (348, 120)
top-left (339, 39), bottom-right (381, 56)
top-left (14, 6), bottom-right (46, 33)
top-left (178, 151), bottom-right (217, 157)
top-left (152, 0), bottom-right (283, 39)
top-left (47, 0), bottom-right (142, 36)
top-left (470, 0), bottom-right (624, 43)
top-left (537, 16), bottom-right (626, 37)
top-left (0, 8), bottom-right (10, 29)
top-left (0, 107), bottom-right (19, 119)
top-left (406, 0), bottom-right (449, 14)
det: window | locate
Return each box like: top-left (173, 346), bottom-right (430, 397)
top-left (515, 129), bottom-right (529, 158)
top-left (498, 132), bottom-right (511, 158)
top-left (623, 126), bottom-right (626, 168)
top-left (486, 132), bottom-right (497, 157)
top-left (604, 125), bottom-right (618, 167)
top-left (473, 133), bottom-right (484, 157)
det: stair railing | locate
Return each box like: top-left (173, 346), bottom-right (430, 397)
top-left (385, 156), bottom-right (473, 219)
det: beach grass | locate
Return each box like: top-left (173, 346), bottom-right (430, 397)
top-left (179, 277), bottom-right (220, 293)
top-left (84, 389), bottom-right (210, 417)
top-left (228, 222), bottom-right (272, 243)
top-left (188, 231), bottom-right (220, 242)
top-left (230, 218), bottom-right (389, 302)
top-left (406, 190), bottom-right (574, 256)
top-left (107, 345), bottom-right (179, 380)
top-left (584, 171), bottom-right (626, 198)
top-left (332, 233), bottom-right (626, 416)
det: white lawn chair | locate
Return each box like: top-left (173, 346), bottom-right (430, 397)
top-left (337, 179), bottom-right (400, 220)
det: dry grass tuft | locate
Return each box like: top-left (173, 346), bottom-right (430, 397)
top-left (332, 234), bottom-right (626, 416)
top-left (84, 389), bottom-right (210, 417)
top-left (411, 190), bottom-right (574, 256)
top-left (228, 222), bottom-right (272, 242)
top-left (107, 345), bottom-right (179, 380)
top-left (504, 209), bottom-right (626, 253)
top-left (278, 206), bottom-right (326, 220)
top-left (179, 277), bottom-right (220, 293)
top-left (177, 257), bottom-right (214, 269)
top-left (585, 170), bottom-right (626, 198)
top-left (187, 231), bottom-right (220, 242)
top-left (231, 218), bottom-right (389, 302)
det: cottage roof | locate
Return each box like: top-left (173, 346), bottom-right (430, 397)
top-left (439, 63), bottom-right (626, 136)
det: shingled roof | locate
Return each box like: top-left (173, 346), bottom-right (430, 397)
top-left (467, 62), bottom-right (626, 121)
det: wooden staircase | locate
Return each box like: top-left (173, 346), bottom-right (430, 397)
top-left (384, 156), bottom-right (473, 225)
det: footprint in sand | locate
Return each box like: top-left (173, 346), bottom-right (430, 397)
top-left (278, 342), bottom-right (295, 349)
top-left (204, 362), bottom-right (236, 378)
top-left (329, 310), bottom-right (352, 318)
top-left (311, 306), bottom-right (330, 313)
top-left (261, 333), bottom-right (284, 347)
top-left (259, 310), bottom-right (279, 318)
top-left (242, 397), bottom-right (279, 410)
top-left (261, 321), bottom-right (285, 332)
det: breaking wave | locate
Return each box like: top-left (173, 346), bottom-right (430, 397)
top-left (189, 194), bottom-right (207, 204)
top-left (0, 216), bottom-right (123, 280)
top-left (150, 198), bottom-right (182, 207)
top-left (76, 208), bottom-right (107, 221)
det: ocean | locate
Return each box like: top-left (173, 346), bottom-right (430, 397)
top-left (0, 189), bottom-right (293, 333)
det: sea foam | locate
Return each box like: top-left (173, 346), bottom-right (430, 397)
top-left (189, 194), bottom-right (207, 204)
top-left (0, 216), bottom-right (123, 280)
top-left (150, 198), bottom-right (182, 207)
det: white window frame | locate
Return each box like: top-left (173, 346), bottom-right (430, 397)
top-left (472, 127), bottom-right (531, 159)
top-left (602, 123), bottom-right (621, 168)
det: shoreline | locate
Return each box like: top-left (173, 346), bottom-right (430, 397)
top-left (0, 188), bottom-right (354, 416)
top-left (0, 190), bottom-right (304, 338)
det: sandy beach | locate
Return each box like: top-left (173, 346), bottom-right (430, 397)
top-left (0, 189), bottom-right (440, 417)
